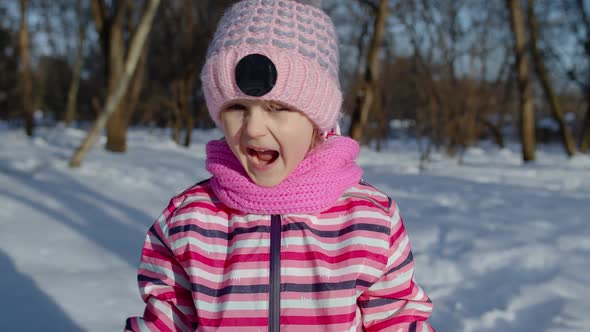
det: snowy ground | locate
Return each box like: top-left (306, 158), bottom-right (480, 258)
top-left (0, 125), bottom-right (589, 332)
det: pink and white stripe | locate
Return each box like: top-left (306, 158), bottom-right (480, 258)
top-left (126, 181), bottom-right (434, 331)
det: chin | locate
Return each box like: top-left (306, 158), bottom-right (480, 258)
top-left (250, 175), bottom-right (285, 188)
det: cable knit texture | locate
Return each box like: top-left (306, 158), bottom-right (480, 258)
top-left (206, 136), bottom-right (363, 214)
top-left (201, 0), bottom-right (342, 132)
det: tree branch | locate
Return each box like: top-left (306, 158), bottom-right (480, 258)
top-left (90, 0), bottom-right (107, 35)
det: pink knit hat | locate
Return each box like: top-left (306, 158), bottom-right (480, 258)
top-left (200, 0), bottom-right (342, 132)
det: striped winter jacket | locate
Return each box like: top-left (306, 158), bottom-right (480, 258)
top-left (125, 179), bottom-right (434, 332)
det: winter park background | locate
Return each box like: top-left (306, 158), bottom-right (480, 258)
top-left (1, 124), bottom-right (589, 331)
top-left (3, 0), bottom-right (590, 331)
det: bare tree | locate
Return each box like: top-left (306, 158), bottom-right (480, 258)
top-left (372, 0), bottom-right (515, 161)
top-left (470, 1), bottom-right (512, 150)
top-left (167, 0), bottom-right (204, 147)
top-left (18, 0), bottom-right (34, 136)
top-left (572, 0), bottom-right (590, 152)
top-left (527, 0), bottom-right (576, 156)
top-left (394, 0), bottom-right (443, 164)
top-left (348, 0), bottom-right (389, 143)
top-left (0, 8), bottom-right (19, 120)
top-left (436, 0), bottom-right (482, 156)
top-left (337, 0), bottom-right (371, 135)
top-left (507, 0), bottom-right (536, 162)
top-left (70, 0), bottom-right (160, 167)
top-left (395, 0), bottom-right (473, 158)
top-left (146, 0), bottom-right (231, 147)
top-left (476, 49), bottom-right (512, 149)
top-left (64, 1), bottom-right (90, 126)
top-left (91, 0), bottom-right (152, 152)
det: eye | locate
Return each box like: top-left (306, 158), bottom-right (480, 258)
top-left (269, 103), bottom-right (291, 112)
top-left (225, 103), bottom-right (247, 111)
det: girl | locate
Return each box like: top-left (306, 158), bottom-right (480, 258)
top-left (126, 0), bottom-right (434, 331)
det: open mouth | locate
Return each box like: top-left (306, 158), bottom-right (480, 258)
top-left (247, 147), bottom-right (280, 166)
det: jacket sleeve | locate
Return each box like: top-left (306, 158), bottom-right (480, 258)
top-left (357, 203), bottom-right (434, 332)
top-left (125, 201), bottom-right (198, 332)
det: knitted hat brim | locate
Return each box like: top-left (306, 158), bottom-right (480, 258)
top-left (202, 45), bottom-right (342, 132)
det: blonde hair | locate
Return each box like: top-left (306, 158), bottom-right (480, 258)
top-left (309, 128), bottom-right (323, 150)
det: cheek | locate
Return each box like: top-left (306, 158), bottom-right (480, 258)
top-left (293, 120), bottom-right (315, 147)
top-left (220, 114), bottom-right (242, 144)
top-left (280, 124), bottom-right (315, 159)
top-left (275, 113), bottom-right (314, 137)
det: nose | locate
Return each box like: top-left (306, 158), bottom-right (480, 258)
top-left (243, 106), bottom-right (267, 138)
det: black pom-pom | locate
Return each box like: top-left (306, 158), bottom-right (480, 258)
top-left (294, 0), bottom-right (322, 8)
top-left (235, 54), bottom-right (278, 97)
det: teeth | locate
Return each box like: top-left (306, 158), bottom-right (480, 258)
top-left (251, 147), bottom-right (268, 152)
top-left (247, 147), bottom-right (278, 164)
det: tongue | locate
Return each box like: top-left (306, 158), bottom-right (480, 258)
top-left (255, 150), bottom-right (277, 162)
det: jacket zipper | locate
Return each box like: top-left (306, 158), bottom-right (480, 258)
top-left (269, 214), bottom-right (281, 332)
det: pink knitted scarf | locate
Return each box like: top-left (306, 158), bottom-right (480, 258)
top-left (206, 136), bottom-right (363, 215)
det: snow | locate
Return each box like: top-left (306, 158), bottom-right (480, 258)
top-left (1, 125), bottom-right (589, 331)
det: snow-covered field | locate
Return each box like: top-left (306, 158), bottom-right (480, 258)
top-left (0, 125), bottom-right (589, 331)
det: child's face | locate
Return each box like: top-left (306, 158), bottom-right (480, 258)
top-left (220, 99), bottom-right (316, 187)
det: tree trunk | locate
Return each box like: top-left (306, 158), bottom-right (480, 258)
top-left (184, 112), bottom-right (194, 147)
top-left (507, 0), bottom-right (536, 162)
top-left (70, 0), bottom-right (160, 167)
top-left (574, 0), bottom-right (590, 152)
top-left (180, 69), bottom-right (197, 148)
top-left (64, 3), bottom-right (88, 127)
top-left (89, 0), bottom-right (149, 153)
top-left (348, 0), bottom-right (388, 142)
top-left (105, 109), bottom-right (128, 152)
top-left (18, 0), bottom-right (34, 137)
top-left (124, 43), bottom-right (148, 126)
top-left (581, 106), bottom-right (590, 152)
top-left (172, 100), bottom-right (182, 144)
top-left (180, 2), bottom-right (197, 148)
top-left (527, 0), bottom-right (576, 157)
top-left (479, 116), bottom-right (505, 148)
top-left (106, 42), bottom-right (148, 152)
top-left (345, 18), bottom-right (368, 137)
top-left (179, 78), bottom-right (195, 147)
top-left (104, 2), bottom-right (129, 152)
top-left (373, 86), bottom-right (385, 151)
